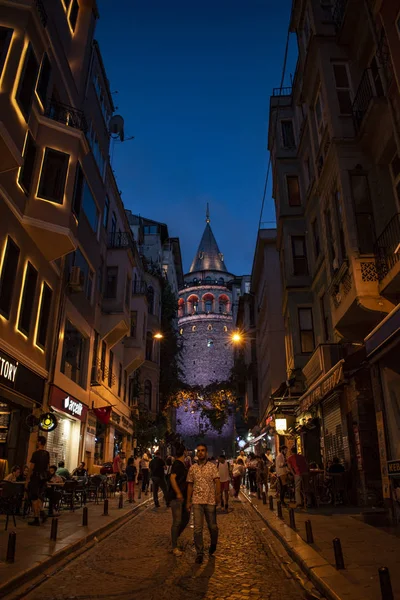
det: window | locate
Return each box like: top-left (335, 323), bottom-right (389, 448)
top-left (281, 120), bottom-right (295, 148)
top-left (16, 43), bottom-right (39, 120)
top-left (72, 162), bottom-right (84, 218)
top-left (108, 350), bottom-right (113, 387)
top-left (105, 266), bottom-right (118, 298)
top-left (103, 195), bottom-right (110, 229)
top-left (207, 339), bottom-right (214, 348)
top-left (204, 297), bottom-right (213, 312)
top-left (91, 330), bottom-right (99, 373)
top-left (0, 222), bottom-right (13, 288)
top-left (334, 190), bottom-right (347, 262)
top-left (292, 236), bottom-right (308, 275)
top-left (325, 208), bottom-right (336, 271)
top-left (118, 363), bottom-right (122, 396)
top-left (304, 157), bottom-right (311, 191)
top-left (312, 219), bottom-right (320, 258)
top-left (314, 89), bottom-right (325, 141)
top-left (223, 326), bottom-right (228, 332)
top-left (207, 324), bottom-right (213, 331)
top-left (123, 370), bottom-right (127, 403)
top-left (37, 148), bottom-right (69, 203)
top-left (72, 249), bottom-right (94, 301)
top-left (350, 173), bottom-right (375, 253)
top-left (111, 212), bottom-right (117, 237)
top-left (18, 132), bottom-right (37, 194)
top-left (333, 63), bottom-right (352, 115)
top-left (143, 225), bottom-right (158, 234)
top-left (82, 181), bottom-right (99, 233)
top-left (192, 325), bottom-right (196, 332)
top-left (17, 262), bottom-right (38, 336)
top-left (125, 276), bottom-right (131, 309)
top-left (69, 0), bottom-right (79, 31)
top-left (320, 294), bottom-right (329, 342)
top-left (287, 176), bottom-right (301, 206)
top-left (144, 380), bottom-right (152, 410)
top-left (36, 282), bottom-right (52, 349)
top-left (145, 332), bottom-right (153, 361)
top-left (61, 320), bottom-right (87, 387)
top-left (62, 0), bottom-right (72, 9)
top-left (0, 27), bottom-right (13, 78)
top-left (130, 311), bottom-right (137, 337)
top-left (298, 308), bottom-right (314, 353)
top-left (98, 256), bottom-right (104, 294)
top-left (147, 286), bottom-right (154, 314)
top-left (88, 123), bottom-right (105, 178)
top-left (100, 340), bottom-right (106, 381)
top-left (36, 53), bottom-right (51, 107)
top-left (179, 328), bottom-right (184, 335)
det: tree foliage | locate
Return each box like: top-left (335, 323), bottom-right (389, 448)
top-left (159, 278), bottom-right (184, 408)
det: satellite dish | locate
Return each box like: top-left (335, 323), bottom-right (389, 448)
top-left (109, 115), bottom-right (125, 142)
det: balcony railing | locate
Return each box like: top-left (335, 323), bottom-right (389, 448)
top-left (272, 86), bottom-right (292, 97)
top-left (108, 232), bottom-right (137, 253)
top-left (332, 0), bottom-right (348, 30)
top-left (352, 68), bottom-right (384, 132)
top-left (91, 356), bottom-right (116, 387)
top-left (45, 99), bottom-right (88, 133)
top-left (132, 281), bottom-right (148, 295)
top-left (34, 0), bottom-right (47, 26)
top-left (374, 213), bottom-right (400, 281)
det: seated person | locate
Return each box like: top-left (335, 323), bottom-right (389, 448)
top-left (17, 465), bottom-right (29, 482)
top-left (49, 465), bottom-right (64, 484)
top-left (46, 465), bottom-right (64, 517)
top-left (56, 461), bottom-right (71, 480)
top-left (5, 465), bottom-right (21, 482)
top-left (328, 456), bottom-right (345, 473)
top-left (72, 462), bottom-right (88, 477)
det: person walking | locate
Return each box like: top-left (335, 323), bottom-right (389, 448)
top-left (217, 455), bottom-right (230, 511)
top-left (187, 443), bottom-right (221, 564)
top-left (276, 445), bottom-right (289, 507)
top-left (169, 443), bottom-right (190, 556)
top-left (232, 458), bottom-right (245, 498)
top-left (26, 435), bottom-right (50, 526)
top-left (126, 457), bottom-right (137, 503)
top-left (287, 447), bottom-right (309, 507)
top-left (247, 452), bottom-right (258, 494)
top-left (113, 451), bottom-right (123, 492)
top-left (149, 450), bottom-right (168, 507)
top-left (140, 451), bottom-right (151, 494)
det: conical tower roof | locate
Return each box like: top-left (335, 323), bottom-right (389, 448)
top-left (189, 206), bottom-right (228, 273)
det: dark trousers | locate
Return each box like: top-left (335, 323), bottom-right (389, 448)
top-left (279, 476), bottom-right (288, 504)
top-left (170, 499), bottom-right (190, 548)
top-left (141, 469), bottom-right (150, 492)
top-left (248, 470), bottom-right (257, 493)
top-left (152, 476), bottom-right (168, 506)
top-left (193, 504), bottom-right (218, 557)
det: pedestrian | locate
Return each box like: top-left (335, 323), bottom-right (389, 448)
top-left (150, 450), bottom-right (168, 507)
top-left (165, 455), bottom-right (173, 494)
top-left (328, 457), bottom-right (345, 473)
top-left (113, 451), bottom-right (123, 492)
top-left (256, 455), bottom-right (268, 496)
top-left (217, 454), bottom-right (230, 511)
top-left (287, 447), bottom-right (309, 507)
top-left (247, 452), bottom-right (258, 494)
top-left (169, 443), bottom-right (190, 556)
top-left (187, 443), bottom-right (221, 564)
top-left (265, 448), bottom-right (274, 467)
top-left (232, 458), bottom-right (245, 498)
top-left (134, 454), bottom-right (141, 485)
top-left (26, 435), bottom-right (50, 526)
top-left (140, 451), bottom-right (151, 493)
top-left (46, 465), bottom-right (63, 517)
top-left (5, 465), bottom-right (21, 482)
top-left (126, 457), bottom-right (137, 503)
top-left (276, 445), bottom-right (289, 507)
top-left (56, 460), bottom-right (70, 480)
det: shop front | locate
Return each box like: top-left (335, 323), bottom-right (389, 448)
top-left (0, 347), bottom-right (45, 478)
top-left (46, 385), bottom-right (88, 473)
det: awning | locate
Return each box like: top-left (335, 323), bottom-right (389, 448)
top-left (244, 431), bottom-right (268, 449)
top-left (365, 303), bottom-right (400, 358)
top-left (297, 360), bottom-right (345, 414)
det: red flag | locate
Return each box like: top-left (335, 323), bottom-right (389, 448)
top-left (93, 406), bottom-right (112, 424)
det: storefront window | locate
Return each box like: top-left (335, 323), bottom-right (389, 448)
top-left (61, 319), bottom-right (87, 388)
top-left (94, 421), bottom-right (105, 465)
top-left (114, 430), bottom-right (123, 457)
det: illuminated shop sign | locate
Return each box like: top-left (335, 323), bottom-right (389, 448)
top-left (64, 396), bottom-right (83, 417)
top-left (0, 354), bottom-right (18, 383)
top-left (49, 385), bottom-right (88, 422)
top-left (39, 412), bottom-right (58, 432)
top-left (0, 349), bottom-right (44, 404)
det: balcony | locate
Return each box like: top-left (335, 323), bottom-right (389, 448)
top-left (45, 99), bottom-right (87, 133)
top-left (108, 232), bottom-right (136, 253)
top-left (132, 281), bottom-right (148, 296)
top-left (272, 87), bottom-right (292, 97)
top-left (375, 213), bottom-right (400, 298)
top-left (302, 344), bottom-right (343, 388)
top-left (122, 337), bottom-right (145, 375)
top-left (333, 0), bottom-right (363, 44)
top-left (90, 357), bottom-right (116, 387)
top-left (34, 0), bottom-right (47, 27)
top-left (352, 68), bottom-right (389, 141)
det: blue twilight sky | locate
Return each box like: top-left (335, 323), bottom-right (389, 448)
top-left (95, 0), bottom-right (297, 275)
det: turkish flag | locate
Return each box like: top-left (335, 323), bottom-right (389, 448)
top-left (93, 406), bottom-right (112, 425)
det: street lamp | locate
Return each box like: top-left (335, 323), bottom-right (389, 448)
top-left (231, 332), bottom-right (243, 344)
top-left (153, 332), bottom-right (163, 340)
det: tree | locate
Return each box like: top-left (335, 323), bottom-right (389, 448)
top-left (159, 278), bottom-right (184, 409)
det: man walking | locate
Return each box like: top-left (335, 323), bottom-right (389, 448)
top-left (287, 447), bottom-right (309, 507)
top-left (26, 435), bottom-right (50, 526)
top-left (149, 450), bottom-right (168, 507)
top-left (276, 445), bottom-right (289, 507)
top-left (169, 443), bottom-right (190, 556)
top-left (140, 451), bottom-right (151, 494)
top-left (217, 455), bottom-right (230, 511)
top-left (187, 443), bottom-right (221, 564)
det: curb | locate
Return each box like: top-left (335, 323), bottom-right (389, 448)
top-left (0, 497), bottom-right (153, 598)
top-left (242, 492), bottom-right (362, 600)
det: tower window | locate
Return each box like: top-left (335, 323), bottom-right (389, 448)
top-left (192, 325), bottom-right (196, 332)
top-left (207, 339), bottom-right (213, 348)
top-left (223, 326), bottom-right (228, 332)
top-left (207, 324), bottom-right (213, 331)
top-left (179, 328), bottom-right (183, 335)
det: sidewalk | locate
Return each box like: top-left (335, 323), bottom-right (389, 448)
top-left (243, 490), bottom-right (399, 600)
top-left (0, 491), bottom-right (153, 597)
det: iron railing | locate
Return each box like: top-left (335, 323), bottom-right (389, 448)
top-left (91, 356), bottom-right (116, 387)
top-left (34, 0), bottom-right (47, 27)
top-left (132, 281), bottom-right (148, 295)
top-left (108, 232), bottom-right (137, 253)
top-left (272, 86), bottom-right (292, 97)
top-left (332, 0), bottom-right (348, 30)
top-left (352, 68), bottom-right (384, 132)
top-left (45, 99), bottom-right (88, 132)
top-left (374, 213), bottom-right (400, 281)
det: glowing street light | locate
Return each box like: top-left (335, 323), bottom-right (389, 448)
top-left (153, 332), bottom-right (163, 340)
top-left (231, 332), bottom-right (243, 344)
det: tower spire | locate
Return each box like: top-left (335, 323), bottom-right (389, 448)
top-left (206, 203), bottom-right (210, 224)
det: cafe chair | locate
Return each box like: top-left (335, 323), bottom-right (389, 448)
top-left (0, 480), bottom-right (24, 530)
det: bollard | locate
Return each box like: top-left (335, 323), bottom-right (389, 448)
top-left (257, 488), bottom-right (261, 500)
top-left (103, 498), bottom-right (109, 516)
top-left (138, 487), bottom-right (142, 499)
top-left (378, 567), bottom-right (394, 600)
top-left (50, 517), bottom-right (58, 541)
top-left (269, 495), bottom-right (274, 511)
top-left (289, 507), bottom-right (296, 529)
top-left (118, 492), bottom-right (123, 509)
top-left (305, 520), bottom-right (314, 544)
top-left (6, 531), bottom-right (16, 563)
top-left (262, 491), bottom-right (267, 505)
top-left (333, 538), bottom-right (345, 570)
top-left (82, 506), bottom-right (88, 527)
top-left (277, 500), bottom-right (283, 519)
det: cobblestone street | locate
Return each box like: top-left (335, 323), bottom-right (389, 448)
top-left (22, 498), bottom-right (305, 600)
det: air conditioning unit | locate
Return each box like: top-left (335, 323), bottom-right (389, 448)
top-left (90, 366), bottom-right (102, 386)
top-left (69, 266), bottom-right (84, 292)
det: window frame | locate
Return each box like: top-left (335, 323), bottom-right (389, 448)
top-left (18, 131), bottom-right (37, 195)
top-left (61, 318), bottom-right (87, 388)
top-left (0, 27), bottom-right (13, 79)
top-left (17, 261), bottom-right (38, 337)
top-left (286, 175), bottom-right (301, 206)
top-left (332, 62), bottom-right (353, 116)
top-left (36, 282), bottom-right (52, 349)
top-left (105, 266), bottom-right (118, 299)
top-left (68, 0), bottom-right (80, 32)
top-left (298, 307), bottom-right (315, 354)
top-left (36, 52), bottom-right (52, 108)
top-left (291, 236), bottom-right (309, 276)
top-left (280, 119), bottom-right (296, 149)
top-left (15, 42), bottom-right (39, 121)
top-left (37, 147), bottom-right (69, 204)
top-left (0, 237), bottom-right (20, 320)
top-left (72, 162), bottom-right (84, 218)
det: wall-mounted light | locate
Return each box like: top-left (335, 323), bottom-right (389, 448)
top-left (153, 332), bottom-right (163, 340)
top-left (275, 417), bottom-right (287, 432)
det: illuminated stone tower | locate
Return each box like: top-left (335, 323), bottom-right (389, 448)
top-left (176, 207), bottom-right (235, 456)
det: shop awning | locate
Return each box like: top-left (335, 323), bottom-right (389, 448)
top-left (244, 431), bottom-right (268, 449)
top-left (296, 360), bottom-right (345, 414)
top-left (365, 303), bottom-right (400, 358)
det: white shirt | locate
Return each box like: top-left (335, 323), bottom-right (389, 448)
top-left (218, 461), bottom-right (230, 483)
top-left (276, 452), bottom-right (288, 477)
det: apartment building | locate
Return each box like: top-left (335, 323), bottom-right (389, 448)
top-left (267, 0), bottom-right (400, 507)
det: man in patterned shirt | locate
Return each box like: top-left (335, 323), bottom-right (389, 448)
top-left (187, 443), bottom-right (221, 564)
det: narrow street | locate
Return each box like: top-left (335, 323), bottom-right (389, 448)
top-left (20, 498), bottom-right (306, 600)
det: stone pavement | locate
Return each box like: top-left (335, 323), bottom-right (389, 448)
top-left (0, 491), bottom-right (152, 597)
top-left (244, 490), bottom-right (400, 600)
top-left (9, 497), bottom-right (306, 600)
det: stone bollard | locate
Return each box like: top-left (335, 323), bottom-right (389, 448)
top-left (262, 491), bottom-right (267, 505)
top-left (277, 500), bottom-right (283, 519)
top-left (50, 517), bottom-right (58, 541)
top-left (6, 532), bottom-right (16, 563)
top-left (289, 507), bottom-right (296, 529)
top-left (305, 520), bottom-right (314, 544)
top-left (118, 492), bottom-right (123, 509)
top-left (333, 538), bottom-right (345, 570)
top-left (82, 506), bottom-right (88, 527)
top-left (378, 567), bottom-right (394, 600)
top-left (269, 495), bottom-right (274, 510)
top-left (257, 487), bottom-right (261, 500)
top-left (103, 498), bottom-right (109, 516)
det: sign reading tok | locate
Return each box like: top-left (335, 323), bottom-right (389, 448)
top-left (63, 396), bottom-right (83, 417)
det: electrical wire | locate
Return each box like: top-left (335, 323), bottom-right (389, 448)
top-left (258, 23), bottom-right (292, 230)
